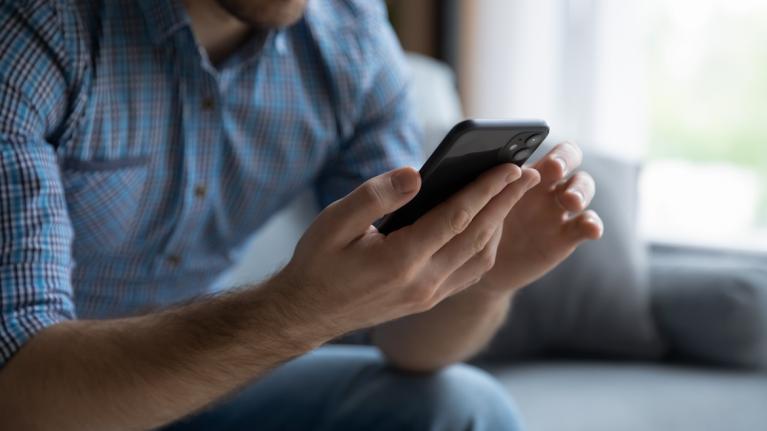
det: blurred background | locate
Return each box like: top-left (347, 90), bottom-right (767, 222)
top-left (387, 0), bottom-right (767, 252)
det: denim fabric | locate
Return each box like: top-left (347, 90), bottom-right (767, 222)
top-left (163, 346), bottom-right (525, 431)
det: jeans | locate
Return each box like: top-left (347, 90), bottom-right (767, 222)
top-left (161, 345), bottom-right (524, 431)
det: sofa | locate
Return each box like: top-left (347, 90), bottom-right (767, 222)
top-left (487, 243), bottom-right (767, 431)
top-left (216, 55), bottom-right (767, 431)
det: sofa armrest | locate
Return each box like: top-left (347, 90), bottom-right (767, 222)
top-left (649, 243), bottom-right (767, 369)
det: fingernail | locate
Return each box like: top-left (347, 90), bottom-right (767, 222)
top-left (553, 157), bottom-right (567, 174)
top-left (569, 189), bottom-right (585, 204)
top-left (391, 170), bottom-right (419, 194)
top-left (583, 217), bottom-right (604, 237)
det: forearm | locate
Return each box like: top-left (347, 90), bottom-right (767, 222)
top-left (372, 281), bottom-right (513, 372)
top-left (0, 276), bottom-right (329, 431)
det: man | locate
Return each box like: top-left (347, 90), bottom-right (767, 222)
top-left (0, 0), bottom-right (602, 429)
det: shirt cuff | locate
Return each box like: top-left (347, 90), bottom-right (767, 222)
top-left (0, 307), bottom-right (74, 368)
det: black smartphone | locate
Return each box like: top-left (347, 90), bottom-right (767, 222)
top-left (376, 119), bottom-right (549, 235)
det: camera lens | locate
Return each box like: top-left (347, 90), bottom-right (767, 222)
top-left (512, 148), bottom-right (533, 163)
top-left (525, 134), bottom-right (544, 147)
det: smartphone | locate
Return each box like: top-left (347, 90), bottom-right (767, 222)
top-left (376, 119), bottom-right (549, 235)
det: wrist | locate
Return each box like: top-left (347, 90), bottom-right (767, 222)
top-left (460, 278), bottom-right (516, 305)
top-left (436, 279), bottom-right (514, 320)
top-left (252, 270), bottom-right (338, 353)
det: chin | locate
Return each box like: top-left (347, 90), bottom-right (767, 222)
top-left (217, 0), bottom-right (309, 28)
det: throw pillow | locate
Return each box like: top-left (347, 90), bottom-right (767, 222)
top-left (479, 149), bottom-right (666, 361)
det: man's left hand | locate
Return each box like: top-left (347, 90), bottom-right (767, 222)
top-left (476, 141), bottom-right (604, 296)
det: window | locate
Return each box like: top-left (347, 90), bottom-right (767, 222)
top-left (640, 0), bottom-right (767, 250)
top-left (460, 0), bottom-right (766, 251)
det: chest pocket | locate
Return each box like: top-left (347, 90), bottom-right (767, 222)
top-left (61, 157), bottom-right (149, 255)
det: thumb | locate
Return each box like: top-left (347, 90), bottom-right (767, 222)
top-left (317, 167), bottom-right (421, 245)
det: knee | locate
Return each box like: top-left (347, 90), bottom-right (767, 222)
top-left (392, 364), bottom-right (525, 431)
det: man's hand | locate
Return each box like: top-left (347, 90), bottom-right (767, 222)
top-left (480, 141), bottom-right (604, 295)
top-left (279, 163), bottom-right (540, 339)
top-left (369, 142), bottom-right (602, 372)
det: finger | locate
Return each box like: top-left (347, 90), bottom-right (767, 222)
top-left (430, 168), bottom-right (540, 274)
top-left (562, 209), bottom-right (604, 243)
top-left (437, 227), bottom-right (503, 300)
top-left (315, 167), bottom-right (421, 245)
top-left (388, 163), bottom-right (523, 259)
top-left (533, 142), bottom-right (583, 188)
top-left (555, 171), bottom-right (597, 213)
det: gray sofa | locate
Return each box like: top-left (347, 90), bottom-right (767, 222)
top-left (217, 55), bottom-right (767, 430)
top-left (491, 244), bottom-right (767, 431)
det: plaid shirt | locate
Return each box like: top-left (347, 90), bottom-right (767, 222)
top-left (0, 0), bottom-right (420, 366)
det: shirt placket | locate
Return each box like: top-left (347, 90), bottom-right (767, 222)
top-left (159, 34), bottom-right (223, 273)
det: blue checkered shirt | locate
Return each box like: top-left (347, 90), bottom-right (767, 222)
top-left (0, 0), bottom-right (420, 366)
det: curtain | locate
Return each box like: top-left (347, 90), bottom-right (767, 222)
top-left (458, 0), bottom-right (646, 160)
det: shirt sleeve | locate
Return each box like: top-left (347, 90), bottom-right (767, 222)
top-left (0, 2), bottom-right (79, 368)
top-left (313, 4), bottom-right (423, 207)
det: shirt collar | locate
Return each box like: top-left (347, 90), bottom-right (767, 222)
top-left (138, 0), bottom-right (190, 45)
top-left (137, 0), bottom-right (289, 56)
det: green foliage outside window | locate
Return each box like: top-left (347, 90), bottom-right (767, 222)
top-left (647, 0), bottom-right (767, 224)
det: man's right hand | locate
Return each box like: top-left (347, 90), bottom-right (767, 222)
top-left (0, 163), bottom-right (536, 431)
top-left (278, 163), bottom-right (540, 340)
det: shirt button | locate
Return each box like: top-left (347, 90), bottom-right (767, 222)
top-left (166, 254), bottom-right (181, 268)
top-left (194, 184), bottom-right (207, 199)
top-left (201, 97), bottom-right (215, 111)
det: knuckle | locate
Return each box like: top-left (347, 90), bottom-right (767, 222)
top-left (322, 199), bottom-right (341, 214)
top-left (390, 258), bottom-right (420, 285)
top-left (361, 181), bottom-right (386, 209)
top-left (477, 242), bottom-right (497, 269)
top-left (405, 282), bottom-right (436, 310)
top-left (449, 208), bottom-right (472, 234)
top-left (422, 272), bottom-right (443, 291)
top-left (473, 228), bottom-right (494, 254)
top-left (480, 249), bottom-right (496, 271)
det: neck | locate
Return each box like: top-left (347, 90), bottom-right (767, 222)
top-left (182, 0), bottom-right (251, 65)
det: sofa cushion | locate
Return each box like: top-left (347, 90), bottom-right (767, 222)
top-left (651, 246), bottom-right (767, 368)
top-left (487, 361), bottom-right (767, 431)
top-left (480, 149), bottom-right (665, 361)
